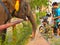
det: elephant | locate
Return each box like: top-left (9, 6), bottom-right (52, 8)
top-left (0, 0), bottom-right (37, 43)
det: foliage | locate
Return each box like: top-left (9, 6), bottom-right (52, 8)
top-left (0, 21), bottom-right (32, 45)
top-left (30, 0), bottom-right (48, 8)
top-left (36, 11), bottom-right (46, 25)
top-left (39, 24), bottom-right (53, 40)
top-left (49, 37), bottom-right (60, 45)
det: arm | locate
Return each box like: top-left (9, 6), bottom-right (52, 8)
top-left (53, 16), bottom-right (60, 20)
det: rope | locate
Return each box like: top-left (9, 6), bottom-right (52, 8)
top-left (0, 1), bottom-right (11, 23)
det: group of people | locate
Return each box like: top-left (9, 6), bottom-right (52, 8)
top-left (39, 2), bottom-right (60, 36)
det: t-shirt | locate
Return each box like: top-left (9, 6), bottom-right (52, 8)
top-left (54, 8), bottom-right (60, 22)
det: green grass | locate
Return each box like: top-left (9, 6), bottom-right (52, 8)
top-left (0, 21), bottom-right (32, 45)
top-left (49, 37), bottom-right (60, 45)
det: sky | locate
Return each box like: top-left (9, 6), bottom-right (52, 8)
top-left (52, 0), bottom-right (60, 3)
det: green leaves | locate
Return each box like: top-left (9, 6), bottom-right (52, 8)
top-left (1, 21), bottom-right (32, 45)
top-left (30, 0), bottom-right (48, 8)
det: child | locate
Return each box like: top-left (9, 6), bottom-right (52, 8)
top-left (52, 2), bottom-right (60, 36)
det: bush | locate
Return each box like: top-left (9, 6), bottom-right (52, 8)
top-left (36, 11), bottom-right (46, 25)
top-left (1, 21), bottom-right (32, 45)
top-left (49, 37), bottom-right (60, 45)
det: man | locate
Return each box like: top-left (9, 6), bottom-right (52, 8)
top-left (52, 2), bottom-right (60, 36)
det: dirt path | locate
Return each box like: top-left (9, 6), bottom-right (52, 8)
top-left (27, 26), bottom-right (50, 45)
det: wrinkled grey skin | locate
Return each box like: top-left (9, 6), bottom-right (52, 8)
top-left (0, 0), bottom-right (37, 43)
